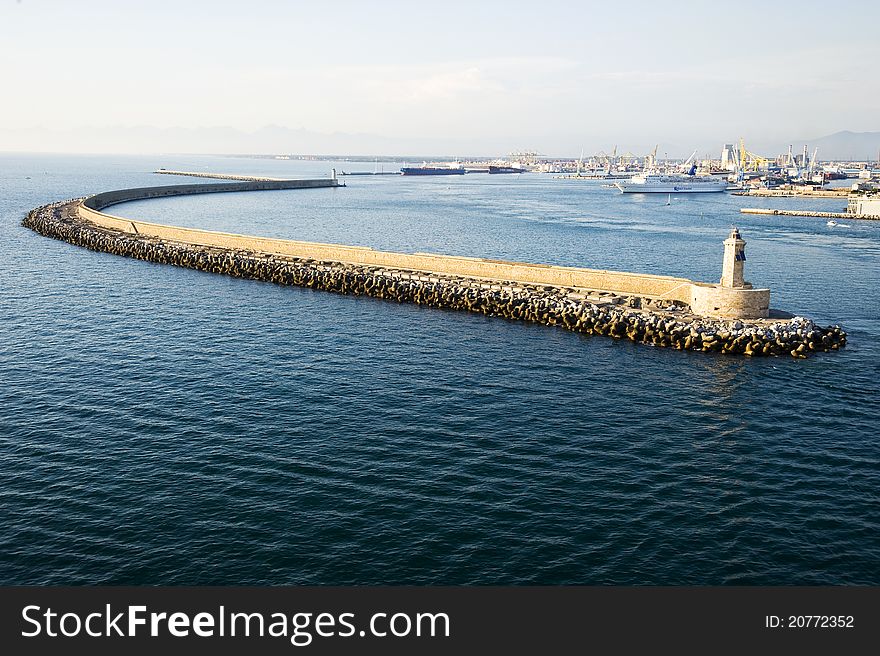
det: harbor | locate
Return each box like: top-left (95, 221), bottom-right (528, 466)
top-left (5, 0), bottom-right (880, 631)
top-left (324, 142), bottom-right (880, 207)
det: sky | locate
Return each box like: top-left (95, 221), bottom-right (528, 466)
top-left (1, 0), bottom-right (879, 156)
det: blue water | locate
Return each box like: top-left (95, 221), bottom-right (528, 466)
top-left (1, 154), bottom-right (877, 585)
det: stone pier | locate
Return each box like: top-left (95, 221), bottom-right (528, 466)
top-left (22, 178), bottom-right (846, 358)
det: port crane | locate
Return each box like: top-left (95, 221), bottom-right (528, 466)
top-left (804, 147), bottom-right (820, 182)
top-left (594, 146), bottom-right (617, 169)
top-left (676, 149), bottom-right (698, 174)
top-left (645, 144), bottom-right (659, 169)
top-left (738, 138), bottom-right (771, 172)
top-left (618, 151), bottom-right (638, 166)
top-left (808, 147), bottom-right (819, 174)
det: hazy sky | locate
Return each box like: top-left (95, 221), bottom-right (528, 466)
top-left (2, 0), bottom-right (878, 155)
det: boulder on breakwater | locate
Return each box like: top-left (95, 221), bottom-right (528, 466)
top-left (23, 199), bottom-right (847, 358)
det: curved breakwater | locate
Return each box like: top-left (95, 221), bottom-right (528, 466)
top-left (23, 189), bottom-right (846, 358)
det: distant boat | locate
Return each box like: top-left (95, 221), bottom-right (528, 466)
top-left (488, 165), bottom-right (525, 174)
top-left (666, 194), bottom-right (671, 205)
top-left (400, 162), bottom-right (466, 176)
top-left (827, 220), bottom-right (837, 226)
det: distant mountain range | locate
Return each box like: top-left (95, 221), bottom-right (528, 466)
top-left (782, 131), bottom-right (880, 161)
top-left (2, 125), bottom-right (878, 161)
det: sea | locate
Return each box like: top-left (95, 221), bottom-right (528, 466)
top-left (1, 153), bottom-right (877, 585)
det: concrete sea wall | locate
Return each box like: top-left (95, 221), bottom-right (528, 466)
top-left (83, 179), bottom-right (337, 209)
top-left (76, 180), bottom-right (769, 319)
top-left (80, 181), bottom-right (697, 301)
top-left (153, 170), bottom-right (289, 181)
top-left (23, 184), bottom-right (846, 358)
top-left (740, 207), bottom-right (880, 221)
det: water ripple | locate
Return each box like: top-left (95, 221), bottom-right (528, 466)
top-left (1, 154), bottom-right (878, 585)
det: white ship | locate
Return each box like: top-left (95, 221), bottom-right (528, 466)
top-left (614, 164), bottom-right (728, 193)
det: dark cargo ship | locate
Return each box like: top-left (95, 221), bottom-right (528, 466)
top-left (400, 165), bottom-right (466, 176)
top-left (488, 165), bottom-right (525, 174)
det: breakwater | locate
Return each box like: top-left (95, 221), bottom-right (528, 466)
top-left (154, 170), bottom-right (288, 182)
top-left (732, 188), bottom-right (852, 198)
top-left (74, 182), bottom-right (772, 320)
top-left (23, 184), bottom-right (846, 358)
top-left (740, 207), bottom-right (878, 221)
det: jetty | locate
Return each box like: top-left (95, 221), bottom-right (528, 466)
top-left (741, 196), bottom-right (880, 221)
top-left (339, 171), bottom-right (400, 176)
top-left (153, 169), bottom-right (289, 182)
top-left (23, 177), bottom-right (846, 358)
top-left (731, 187), bottom-right (852, 198)
top-left (739, 208), bottom-right (879, 221)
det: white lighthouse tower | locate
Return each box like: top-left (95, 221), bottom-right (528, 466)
top-left (721, 227), bottom-right (747, 288)
top-left (690, 227), bottom-right (769, 319)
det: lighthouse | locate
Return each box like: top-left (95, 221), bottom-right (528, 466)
top-left (721, 227), bottom-right (747, 288)
top-left (690, 227), bottom-right (769, 318)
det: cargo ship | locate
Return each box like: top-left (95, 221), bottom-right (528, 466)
top-left (400, 163), bottom-right (466, 176)
top-left (488, 165), bottom-right (525, 174)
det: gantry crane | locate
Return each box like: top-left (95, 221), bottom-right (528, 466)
top-left (738, 138), bottom-right (771, 172)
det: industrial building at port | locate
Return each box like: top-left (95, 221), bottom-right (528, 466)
top-left (443, 141), bottom-right (880, 188)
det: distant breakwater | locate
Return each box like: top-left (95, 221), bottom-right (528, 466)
top-left (24, 194), bottom-right (846, 358)
top-left (153, 170), bottom-right (290, 182)
top-left (741, 207), bottom-right (879, 221)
